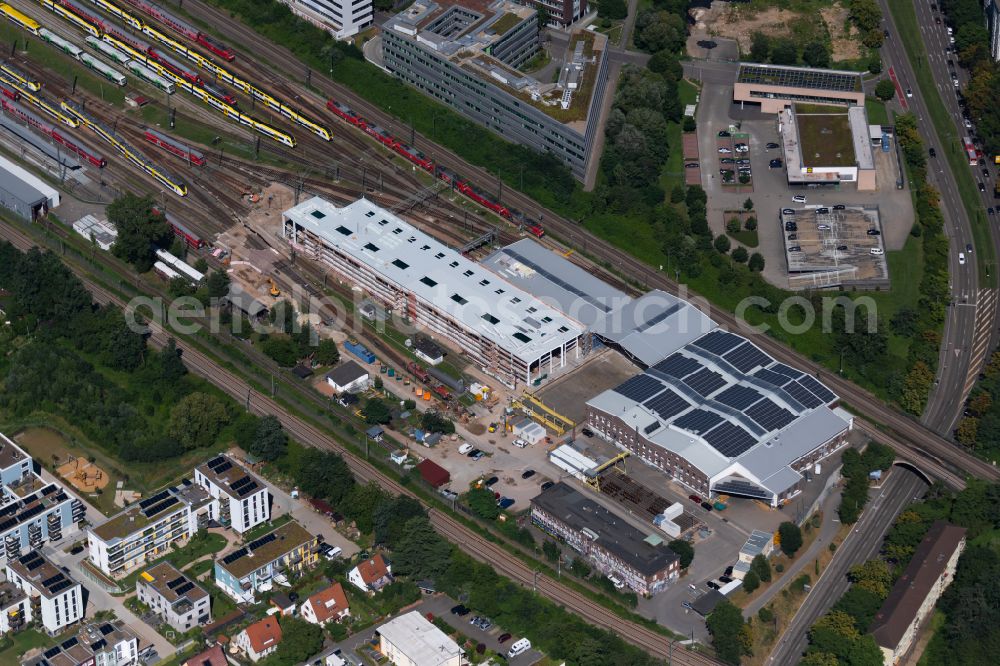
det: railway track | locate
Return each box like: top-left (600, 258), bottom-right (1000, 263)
top-left (0, 218), bottom-right (720, 663)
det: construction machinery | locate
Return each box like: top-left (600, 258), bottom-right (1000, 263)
top-left (511, 392), bottom-right (574, 435)
top-left (585, 452), bottom-right (629, 492)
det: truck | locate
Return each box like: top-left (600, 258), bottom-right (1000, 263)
top-left (407, 361), bottom-right (430, 383)
top-left (344, 339), bottom-right (376, 364)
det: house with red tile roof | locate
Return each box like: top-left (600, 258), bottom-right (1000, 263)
top-left (182, 644), bottom-right (227, 666)
top-left (300, 582), bottom-right (351, 625)
top-left (234, 616), bottom-right (282, 662)
top-left (348, 554), bottom-right (393, 593)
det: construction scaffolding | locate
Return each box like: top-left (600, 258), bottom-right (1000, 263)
top-left (511, 391), bottom-right (574, 435)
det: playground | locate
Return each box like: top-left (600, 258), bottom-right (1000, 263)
top-left (56, 456), bottom-right (111, 494)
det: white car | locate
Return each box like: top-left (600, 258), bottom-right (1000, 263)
top-left (959, 252), bottom-right (966, 265)
top-left (718, 148), bottom-right (732, 154)
top-left (906, 88), bottom-right (913, 98)
top-left (964, 118), bottom-right (973, 129)
top-left (792, 195), bottom-right (807, 203)
top-left (817, 224), bottom-right (831, 230)
top-left (870, 248), bottom-right (885, 256)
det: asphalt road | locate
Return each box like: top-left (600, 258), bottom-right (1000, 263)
top-left (879, 0), bottom-right (1000, 435)
top-left (767, 469), bottom-right (929, 665)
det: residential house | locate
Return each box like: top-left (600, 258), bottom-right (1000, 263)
top-left (325, 361), bottom-right (370, 393)
top-left (300, 582), bottom-right (350, 625)
top-left (234, 616), bottom-right (282, 663)
top-left (182, 644), bottom-right (227, 666)
top-left (5, 551), bottom-right (84, 635)
top-left (193, 455), bottom-right (270, 534)
top-left (348, 554), bottom-right (393, 593)
top-left (269, 593), bottom-right (297, 616)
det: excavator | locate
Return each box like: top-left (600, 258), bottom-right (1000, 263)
top-left (268, 279), bottom-right (281, 297)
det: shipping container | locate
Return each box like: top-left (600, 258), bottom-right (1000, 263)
top-left (344, 339), bottom-right (375, 363)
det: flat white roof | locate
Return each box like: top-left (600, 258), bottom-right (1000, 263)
top-left (0, 153), bottom-right (59, 208)
top-left (377, 611), bottom-right (462, 666)
top-left (849, 106), bottom-right (875, 170)
top-left (284, 197), bottom-right (584, 363)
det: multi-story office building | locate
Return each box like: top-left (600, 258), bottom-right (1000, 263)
top-left (21, 621), bottom-right (139, 666)
top-left (5, 551), bottom-right (84, 635)
top-left (382, 0), bottom-right (608, 180)
top-left (87, 481), bottom-right (210, 578)
top-left (136, 562), bottom-right (211, 632)
top-left (278, 0), bottom-right (372, 38)
top-left (215, 521), bottom-right (319, 603)
top-left (193, 455), bottom-right (270, 534)
top-left (0, 434), bottom-right (86, 563)
top-left (516, 0), bottom-right (586, 26)
top-left (283, 197), bottom-right (586, 388)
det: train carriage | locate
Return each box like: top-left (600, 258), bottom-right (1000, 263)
top-left (363, 122), bottom-right (397, 149)
top-left (326, 99), bottom-right (362, 126)
top-left (79, 53), bottom-right (126, 85)
top-left (195, 33), bottom-right (234, 62)
top-left (0, 63), bottom-right (40, 91)
top-left (143, 126), bottom-right (205, 165)
top-left (38, 28), bottom-right (85, 58)
top-left (201, 80), bottom-right (236, 106)
top-left (85, 35), bottom-right (130, 65)
top-left (125, 59), bottom-right (174, 93)
top-left (39, 0), bottom-right (100, 37)
top-left (394, 143), bottom-right (432, 171)
top-left (2, 98), bottom-right (106, 166)
top-left (0, 3), bottom-right (41, 34)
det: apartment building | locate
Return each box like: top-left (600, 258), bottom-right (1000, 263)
top-left (5, 551), bottom-right (84, 635)
top-left (531, 483), bottom-right (680, 595)
top-left (283, 197), bottom-right (586, 389)
top-left (214, 521), bottom-right (319, 603)
top-left (381, 0), bottom-right (609, 180)
top-left (0, 433), bottom-right (85, 562)
top-left (279, 0), bottom-right (372, 38)
top-left (21, 621), bottom-right (139, 666)
top-left (136, 562), bottom-right (211, 632)
top-left (193, 455), bottom-right (270, 534)
top-left (0, 580), bottom-right (30, 634)
top-left (87, 481), bottom-right (210, 578)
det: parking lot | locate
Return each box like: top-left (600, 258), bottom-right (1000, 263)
top-left (715, 130), bottom-right (753, 191)
top-left (781, 205), bottom-right (889, 288)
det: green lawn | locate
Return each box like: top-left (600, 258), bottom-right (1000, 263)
top-left (727, 229), bottom-right (759, 247)
top-left (871, 234), bottom-right (925, 359)
top-left (660, 80), bottom-right (700, 193)
top-left (184, 558), bottom-right (216, 579)
top-left (239, 514), bottom-right (292, 542)
top-left (116, 531), bottom-right (228, 593)
top-left (887, 0), bottom-right (996, 286)
top-left (865, 97), bottom-right (889, 126)
top-left (0, 628), bottom-right (72, 663)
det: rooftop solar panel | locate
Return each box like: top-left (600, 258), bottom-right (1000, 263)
top-left (798, 375), bottom-right (837, 404)
top-left (139, 490), bottom-right (170, 510)
top-left (703, 422), bottom-right (757, 458)
top-left (212, 460), bottom-right (233, 475)
top-left (744, 398), bottom-right (797, 432)
top-left (736, 64), bottom-right (862, 93)
top-left (673, 409), bottom-right (724, 434)
top-left (206, 455), bottom-right (226, 469)
top-left (42, 574), bottom-right (65, 588)
top-left (723, 342), bottom-right (771, 373)
top-left (634, 302), bottom-right (683, 333)
top-left (643, 389), bottom-right (690, 421)
top-left (229, 476), bottom-right (253, 492)
top-left (174, 581), bottom-right (195, 596)
top-left (684, 367), bottom-right (727, 397)
top-left (18, 504), bottom-right (44, 522)
top-left (142, 496), bottom-right (180, 518)
top-left (770, 363), bottom-right (803, 379)
top-left (753, 368), bottom-right (794, 387)
top-left (613, 374), bottom-right (664, 403)
top-left (99, 623), bottom-right (115, 635)
top-left (222, 548), bottom-right (248, 565)
top-left (248, 532), bottom-right (277, 551)
top-left (785, 381), bottom-right (823, 409)
top-left (90, 639), bottom-right (106, 651)
top-left (714, 385), bottom-right (764, 411)
top-left (692, 330), bottom-right (744, 356)
top-left (235, 480), bottom-right (260, 498)
top-left (21, 552), bottom-right (44, 570)
top-left (41, 484), bottom-right (57, 496)
top-left (643, 421), bottom-right (661, 435)
top-left (166, 576), bottom-right (187, 590)
top-left (60, 637), bottom-right (78, 650)
top-left (652, 354), bottom-right (702, 379)
top-left (48, 579), bottom-right (73, 594)
top-left (0, 517), bottom-right (18, 532)
top-left (44, 647), bottom-right (61, 659)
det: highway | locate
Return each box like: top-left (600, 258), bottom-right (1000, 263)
top-left (878, 0), bottom-right (1000, 435)
top-left (767, 469), bottom-right (929, 664)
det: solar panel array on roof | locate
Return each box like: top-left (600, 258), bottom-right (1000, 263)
top-left (799, 375), bottom-right (836, 404)
top-left (693, 330), bottom-right (744, 356)
top-left (753, 367), bottom-right (794, 387)
top-left (744, 398), bottom-right (796, 431)
top-left (786, 381), bottom-right (823, 409)
top-left (674, 409), bottom-right (724, 434)
top-left (42, 574), bottom-right (64, 588)
top-left (703, 422), bottom-right (757, 458)
top-left (713, 478), bottom-right (772, 500)
top-left (99, 623), bottom-right (115, 635)
top-left (0, 517), bottom-right (17, 532)
top-left (206, 455), bottom-right (225, 469)
top-left (222, 548), bottom-right (248, 565)
top-left (41, 484), bottom-right (57, 496)
top-left (614, 374), bottom-right (664, 403)
top-left (724, 343), bottom-right (770, 373)
top-left (43, 646), bottom-right (60, 659)
top-left (142, 496), bottom-right (179, 518)
top-left (139, 490), bottom-right (170, 510)
top-left (19, 503), bottom-right (44, 522)
top-left (48, 578), bottom-right (73, 594)
top-left (90, 639), bottom-right (106, 651)
top-left (643, 421), bottom-right (661, 435)
top-left (653, 354), bottom-right (702, 378)
top-left (737, 64), bottom-right (861, 92)
top-left (643, 389), bottom-right (690, 420)
top-left (166, 576), bottom-right (187, 590)
top-left (633, 302), bottom-right (683, 333)
top-left (174, 581), bottom-right (195, 596)
top-left (715, 385), bottom-right (764, 410)
top-left (213, 459), bottom-right (232, 474)
top-left (248, 532), bottom-right (276, 551)
top-left (684, 367), bottom-right (727, 397)
top-left (770, 363), bottom-right (803, 379)
top-left (21, 551), bottom-right (44, 570)
top-left (60, 637), bottom-right (78, 650)
top-left (230, 476), bottom-right (260, 497)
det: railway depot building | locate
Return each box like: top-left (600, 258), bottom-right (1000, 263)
top-left (381, 0), bottom-right (609, 180)
top-left (283, 196), bottom-right (587, 388)
top-left (586, 329), bottom-right (852, 507)
top-left (531, 482), bottom-right (680, 595)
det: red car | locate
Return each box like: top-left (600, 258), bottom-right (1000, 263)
top-left (498, 633), bottom-right (512, 644)
top-left (689, 494), bottom-right (702, 503)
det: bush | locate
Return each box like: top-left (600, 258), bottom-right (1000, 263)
top-left (727, 218), bottom-right (742, 234)
top-left (682, 116), bottom-right (696, 132)
top-left (732, 247), bottom-right (749, 263)
top-left (714, 235), bottom-right (731, 254)
top-left (742, 570), bottom-right (760, 592)
top-left (775, 563), bottom-right (785, 573)
top-left (758, 607), bottom-right (774, 623)
top-left (744, 216), bottom-right (757, 231)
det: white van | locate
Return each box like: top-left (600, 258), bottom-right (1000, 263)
top-left (458, 442), bottom-right (473, 455)
top-left (607, 574), bottom-right (625, 590)
top-left (507, 638), bottom-right (531, 658)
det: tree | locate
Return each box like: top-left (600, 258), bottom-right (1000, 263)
top-left (421, 411), bottom-right (455, 434)
top-left (536, 5), bottom-right (549, 29)
top-left (848, 559), bottom-right (893, 598)
top-left (108, 194), bottom-right (173, 272)
top-left (392, 516), bottom-right (453, 579)
top-left (748, 252), bottom-right (765, 272)
top-left (266, 616), bottom-right (324, 666)
top-left (743, 197), bottom-right (754, 211)
top-left (261, 335), bottom-right (300, 366)
top-left (758, 606), bottom-right (774, 623)
top-left (193, 258), bottom-right (208, 273)
top-left (668, 539), bottom-right (695, 568)
top-left (362, 398), bottom-right (392, 424)
top-left (749, 31), bottom-right (770, 62)
top-left (157, 338), bottom-right (187, 383)
top-left (751, 553), bottom-right (772, 582)
top-left (779, 522), bottom-right (803, 557)
top-left (707, 600), bottom-right (752, 665)
top-left (714, 234), bottom-right (731, 254)
top-left (206, 270), bottom-right (230, 299)
top-left (248, 415), bottom-right (287, 462)
top-left (315, 339), bottom-right (339, 365)
top-left (106, 313), bottom-right (146, 371)
top-left (167, 392), bottom-right (229, 449)
top-left (727, 218), bottom-right (742, 234)
top-left (467, 486), bottom-right (500, 520)
top-left (297, 448), bottom-right (355, 504)
top-left (373, 496), bottom-right (425, 547)
top-left (802, 41), bottom-right (830, 67)
top-left (956, 417), bottom-right (979, 447)
top-left (770, 38), bottom-right (798, 65)
top-left (742, 570), bottom-right (760, 592)
top-left (543, 540), bottom-right (560, 562)
top-left (233, 413), bottom-right (261, 451)
top-left (732, 247), bottom-right (749, 263)
top-left (599, 0), bottom-right (627, 20)
top-left (875, 79), bottom-right (896, 101)
top-left (744, 216), bottom-right (757, 231)
top-left (269, 299), bottom-right (297, 333)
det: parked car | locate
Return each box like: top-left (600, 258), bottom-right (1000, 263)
top-left (521, 469), bottom-right (536, 479)
top-left (782, 208), bottom-right (795, 215)
top-left (736, 158), bottom-right (750, 165)
top-left (718, 147), bottom-right (732, 154)
top-left (769, 159), bottom-right (783, 168)
top-left (452, 604), bottom-right (470, 616)
top-left (720, 575), bottom-right (733, 584)
top-left (725, 566), bottom-right (734, 576)
top-left (720, 157), bottom-right (735, 164)
top-left (870, 248), bottom-right (885, 256)
top-left (789, 246), bottom-right (802, 252)
top-left (498, 497), bottom-right (515, 510)
top-left (792, 195), bottom-right (807, 203)
top-left (471, 450), bottom-right (485, 461)
top-left (718, 130), bottom-right (731, 137)
top-left (837, 245), bottom-right (848, 251)
top-left (787, 234), bottom-right (797, 241)
top-left (498, 633), bottom-right (512, 644)
top-left (700, 501), bottom-right (714, 511)
top-left (817, 224), bottom-right (831, 230)
top-left (833, 204), bottom-right (846, 210)
top-left (581, 427), bottom-right (594, 437)
top-left (706, 581), bottom-right (720, 590)
top-left (484, 476), bottom-right (499, 487)
top-left (540, 481), bottom-right (554, 491)
top-left (966, 243), bottom-right (974, 253)
top-left (685, 162), bottom-right (699, 168)
top-left (867, 229), bottom-right (881, 236)
top-left (766, 142), bottom-right (779, 149)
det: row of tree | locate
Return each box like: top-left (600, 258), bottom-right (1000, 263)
top-left (941, 0), bottom-right (1000, 156)
top-left (838, 443), bottom-right (895, 523)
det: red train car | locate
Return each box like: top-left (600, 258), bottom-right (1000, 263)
top-left (0, 86), bottom-right (19, 101)
top-left (196, 33), bottom-right (235, 62)
top-left (362, 122), bottom-right (397, 149)
top-left (143, 127), bottom-right (205, 166)
top-left (59, 0), bottom-right (112, 33)
top-left (2, 98), bottom-right (106, 167)
top-left (326, 99), bottom-right (363, 126)
top-left (394, 143), bottom-right (432, 171)
top-left (527, 224), bottom-right (545, 238)
top-left (458, 182), bottom-right (510, 219)
top-left (434, 165), bottom-right (461, 187)
top-left (153, 209), bottom-right (204, 248)
top-left (201, 81), bottom-right (236, 106)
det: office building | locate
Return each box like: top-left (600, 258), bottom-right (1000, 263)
top-left (733, 63), bottom-right (865, 113)
top-left (279, 0), bottom-right (372, 38)
top-left (515, 0), bottom-right (586, 26)
top-left (5, 551), bottom-right (84, 635)
top-left (531, 483), bottom-right (680, 595)
top-left (21, 621), bottom-right (139, 666)
top-left (377, 610), bottom-right (464, 666)
top-left (283, 197), bottom-right (586, 388)
top-left (870, 521), bottom-right (967, 665)
top-left (382, 0), bottom-right (609, 180)
top-left (136, 562), bottom-right (211, 632)
top-left (214, 521), bottom-right (319, 603)
top-left (87, 481), bottom-right (210, 578)
top-left (193, 455), bottom-right (270, 534)
top-left (0, 433), bottom-right (86, 563)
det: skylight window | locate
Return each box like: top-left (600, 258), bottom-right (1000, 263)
top-left (364, 243), bottom-right (380, 252)
top-left (420, 277), bottom-right (437, 287)
top-left (527, 306), bottom-right (537, 313)
top-left (336, 225), bottom-right (351, 236)
top-left (482, 313), bottom-right (500, 325)
top-left (450, 261), bottom-right (459, 268)
top-left (463, 270), bottom-right (474, 277)
top-left (310, 210), bottom-right (326, 219)
top-left (495, 289), bottom-right (505, 295)
top-left (435, 252), bottom-right (445, 259)
top-left (392, 259), bottom-right (409, 270)
top-left (511, 297), bottom-right (522, 305)
top-left (378, 219), bottom-right (389, 226)
top-left (479, 279), bottom-right (490, 286)
top-left (421, 245), bottom-right (431, 251)
top-left (392, 228), bottom-right (403, 235)
top-left (451, 294), bottom-right (468, 305)
top-left (542, 316), bottom-right (552, 323)
top-left (513, 332), bottom-right (532, 343)
top-left (365, 211), bottom-right (375, 218)
top-left (558, 326), bottom-right (569, 333)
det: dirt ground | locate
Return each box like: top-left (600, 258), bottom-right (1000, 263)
top-left (689, 1), bottom-right (862, 62)
top-left (57, 457), bottom-right (111, 493)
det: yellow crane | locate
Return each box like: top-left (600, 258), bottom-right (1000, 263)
top-left (511, 392), bottom-right (574, 435)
